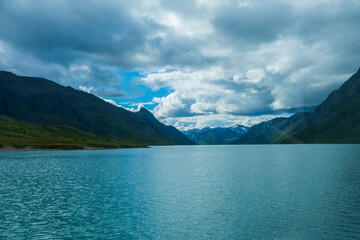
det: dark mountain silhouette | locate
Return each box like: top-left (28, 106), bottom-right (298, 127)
top-left (0, 71), bottom-right (194, 145)
top-left (234, 67), bottom-right (360, 144)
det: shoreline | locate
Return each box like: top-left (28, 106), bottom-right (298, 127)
top-left (0, 145), bottom-right (149, 152)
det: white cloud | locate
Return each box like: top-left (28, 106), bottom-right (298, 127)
top-left (100, 97), bottom-right (122, 108)
top-left (242, 69), bottom-right (265, 84)
top-left (129, 101), bottom-right (154, 109)
top-left (141, 34), bottom-right (353, 121)
top-left (79, 85), bottom-right (94, 94)
top-left (100, 97), bottom-right (139, 112)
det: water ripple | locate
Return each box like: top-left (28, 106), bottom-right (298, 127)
top-left (0, 145), bottom-right (360, 239)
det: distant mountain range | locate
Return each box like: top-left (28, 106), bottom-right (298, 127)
top-left (0, 71), bottom-right (194, 148)
top-left (183, 125), bottom-right (249, 144)
top-left (233, 67), bottom-right (360, 144)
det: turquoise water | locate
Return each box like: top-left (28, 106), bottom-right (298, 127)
top-left (1, 145), bottom-right (360, 239)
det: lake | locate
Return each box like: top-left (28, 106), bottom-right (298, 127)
top-left (1, 145), bottom-right (360, 239)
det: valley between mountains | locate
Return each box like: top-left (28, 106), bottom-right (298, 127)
top-left (1, 68), bottom-right (359, 150)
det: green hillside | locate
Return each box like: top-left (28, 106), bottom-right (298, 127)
top-left (282, 97), bottom-right (360, 143)
top-left (0, 115), bottom-right (168, 150)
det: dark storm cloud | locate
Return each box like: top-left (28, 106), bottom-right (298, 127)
top-left (212, 2), bottom-right (294, 45)
top-left (0, 0), bottom-right (153, 66)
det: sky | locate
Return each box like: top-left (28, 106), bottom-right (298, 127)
top-left (0, 0), bottom-right (359, 130)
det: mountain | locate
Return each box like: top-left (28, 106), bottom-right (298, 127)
top-left (0, 71), bottom-right (194, 145)
top-left (282, 97), bottom-right (360, 143)
top-left (183, 125), bottom-right (249, 144)
top-left (234, 67), bottom-right (360, 144)
top-left (0, 115), bottom-right (168, 150)
top-left (136, 107), bottom-right (195, 145)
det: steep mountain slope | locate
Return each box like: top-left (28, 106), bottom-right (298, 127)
top-left (282, 97), bottom-right (360, 143)
top-left (0, 115), bottom-right (167, 149)
top-left (0, 71), bottom-right (194, 145)
top-left (234, 68), bottom-right (360, 144)
top-left (183, 125), bottom-right (249, 144)
top-left (136, 108), bottom-right (195, 145)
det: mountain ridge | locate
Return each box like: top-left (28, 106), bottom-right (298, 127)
top-left (183, 125), bottom-right (249, 145)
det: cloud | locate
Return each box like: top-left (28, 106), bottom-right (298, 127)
top-left (0, 0), bottom-right (359, 128)
top-left (79, 85), bottom-right (129, 110)
top-left (79, 86), bottom-right (94, 94)
top-left (100, 98), bottom-right (122, 108)
top-left (99, 97), bottom-right (139, 112)
top-left (129, 102), bottom-right (154, 107)
top-left (212, 1), bottom-right (295, 44)
top-left (163, 113), bottom-right (290, 131)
